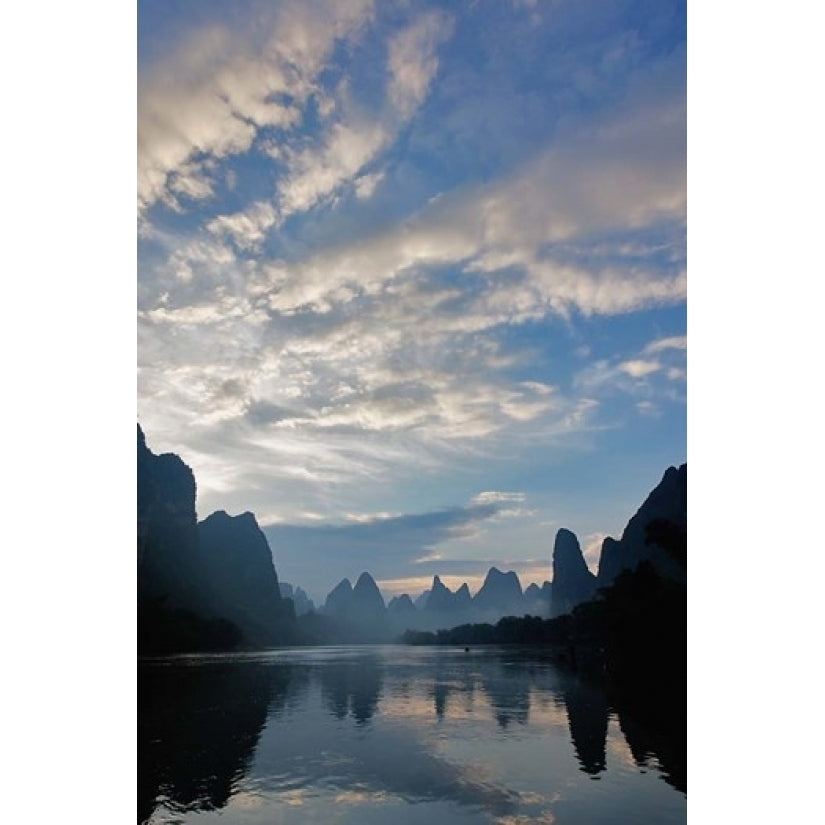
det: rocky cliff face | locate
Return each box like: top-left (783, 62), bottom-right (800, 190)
top-left (596, 464), bottom-right (687, 588)
top-left (137, 424), bottom-right (203, 608)
top-left (197, 510), bottom-right (294, 645)
top-left (551, 528), bottom-right (596, 617)
top-left (138, 424), bottom-right (294, 650)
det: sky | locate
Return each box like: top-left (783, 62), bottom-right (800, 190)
top-left (137, 0), bottom-right (686, 605)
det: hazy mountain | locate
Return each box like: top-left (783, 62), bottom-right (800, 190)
top-left (351, 572), bottom-right (387, 625)
top-left (550, 528), bottom-right (596, 618)
top-left (280, 582), bottom-right (316, 616)
top-left (324, 578), bottom-right (354, 618)
top-left (390, 568), bottom-right (540, 632)
top-left (387, 594), bottom-right (417, 616)
top-left (414, 590), bottom-right (431, 609)
top-left (455, 583), bottom-right (472, 608)
top-left (318, 574), bottom-right (390, 642)
top-left (473, 567), bottom-right (523, 616)
top-left (522, 582), bottom-right (551, 618)
top-left (524, 583), bottom-right (540, 599)
top-left (426, 575), bottom-right (460, 612)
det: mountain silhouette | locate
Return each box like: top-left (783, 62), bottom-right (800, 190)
top-left (473, 567), bottom-right (524, 616)
top-left (596, 464), bottom-right (687, 587)
top-left (550, 528), bottom-right (597, 617)
top-left (197, 510), bottom-right (294, 645)
top-left (137, 424), bottom-right (294, 651)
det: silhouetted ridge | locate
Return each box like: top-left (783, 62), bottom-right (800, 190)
top-left (473, 567), bottom-right (523, 614)
top-left (324, 578), bottom-right (354, 618)
top-left (351, 572), bottom-right (387, 623)
top-left (426, 575), bottom-right (459, 612)
top-left (197, 510), bottom-right (294, 646)
top-left (551, 528), bottom-right (596, 617)
top-left (137, 424), bottom-right (201, 606)
top-left (455, 583), bottom-right (472, 607)
top-left (319, 574), bottom-right (389, 642)
top-left (138, 424), bottom-right (295, 652)
top-left (596, 464), bottom-right (687, 587)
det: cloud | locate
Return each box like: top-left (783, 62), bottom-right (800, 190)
top-left (581, 533), bottom-right (608, 574)
top-left (387, 10), bottom-right (454, 118)
top-left (619, 359), bottom-right (661, 378)
top-left (575, 331), bottom-right (686, 403)
top-left (277, 120), bottom-right (389, 216)
top-left (354, 170), bottom-right (385, 199)
top-left (193, 9), bottom-right (454, 256)
top-left (644, 335), bottom-right (687, 354)
top-left (472, 492), bottom-right (526, 505)
top-left (252, 67), bottom-right (685, 319)
top-left (207, 201), bottom-right (279, 250)
top-left (137, 0), bottom-right (374, 213)
top-left (137, 3), bottom-right (686, 582)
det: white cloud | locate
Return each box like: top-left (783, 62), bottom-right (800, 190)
top-left (354, 170), bottom-right (385, 199)
top-left (137, 7), bottom-right (686, 529)
top-left (137, 0), bottom-right (374, 213)
top-left (206, 201), bottom-right (279, 250)
top-left (644, 335), bottom-right (687, 354)
top-left (619, 359), bottom-right (661, 378)
top-left (278, 121), bottom-right (388, 216)
top-left (251, 78), bottom-right (685, 319)
top-left (472, 491), bottom-right (526, 505)
top-left (387, 10), bottom-right (454, 118)
top-left (582, 533), bottom-right (608, 574)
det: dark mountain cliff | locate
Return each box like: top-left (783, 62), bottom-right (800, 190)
top-left (550, 528), bottom-right (597, 617)
top-left (138, 424), bottom-right (294, 652)
top-left (596, 464), bottom-right (687, 588)
top-left (197, 510), bottom-right (294, 646)
top-left (137, 424), bottom-right (202, 608)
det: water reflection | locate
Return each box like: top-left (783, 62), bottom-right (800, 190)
top-left (138, 658), bottom-right (291, 824)
top-left (479, 658), bottom-right (531, 728)
top-left (562, 673), bottom-right (609, 776)
top-left (138, 647), bottom-right (685, 824)
top-left (319, 655), bottom-right (383, 724)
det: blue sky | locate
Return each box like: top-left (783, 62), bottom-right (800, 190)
top-left (137, 0), bottom-right (686, 603)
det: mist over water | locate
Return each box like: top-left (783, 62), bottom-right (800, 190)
top-left (139, 645), bottom-right (684, 825)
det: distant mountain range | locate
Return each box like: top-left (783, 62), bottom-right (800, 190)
top-left (138, 422), bottom-right (685, 651)
top-left (317, 463), bottom-right (686, 636)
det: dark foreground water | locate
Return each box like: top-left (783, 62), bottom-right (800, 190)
top-left (139, 645), bottom-right (685, 825)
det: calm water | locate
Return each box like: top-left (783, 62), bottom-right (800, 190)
top-left (139, 645), bottom-right (685, 825)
